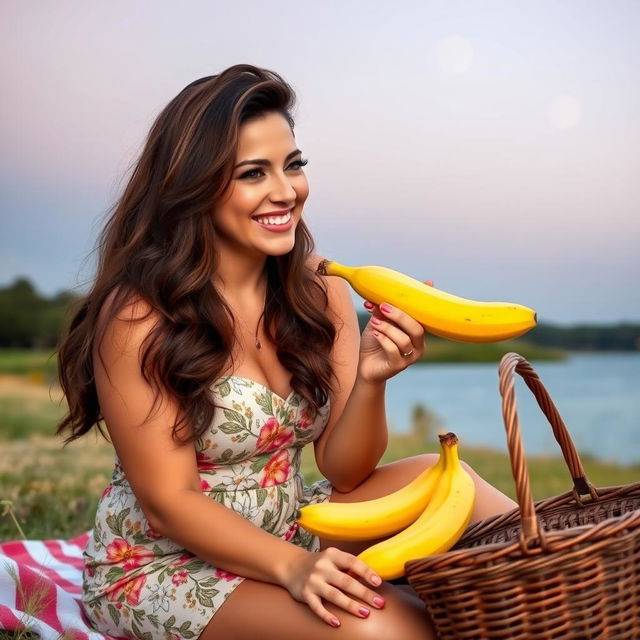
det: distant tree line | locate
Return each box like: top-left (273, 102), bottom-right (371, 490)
top-left (354, 313), bottom-right (640, 351)
top-left (523, 322), bottom-right (640, 351)
top-left (0, 276), bottom-right (639, 350)
top-left (0, 278), bottom-right (80, 348)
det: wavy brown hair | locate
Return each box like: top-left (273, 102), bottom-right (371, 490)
top-left (55, 63), bottom-right (338, 446)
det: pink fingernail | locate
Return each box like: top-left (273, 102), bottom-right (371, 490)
top-left (330, 617), bottom-right (340, 627)
top-left (380, 303), bottom-right (393, 313)
top-left (373, 596), bottom-right (385, 607)
top-left (359, 606), bottom-right (370, 617)
top-left (364, 300), bottom-right (374, 309)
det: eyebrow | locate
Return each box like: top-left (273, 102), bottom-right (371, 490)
top-left (234, 149), bottom-right (302, 169)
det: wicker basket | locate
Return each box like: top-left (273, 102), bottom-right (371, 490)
top-left (405, 352), bottom-right (640, 640)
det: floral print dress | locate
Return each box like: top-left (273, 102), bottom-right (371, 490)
top-left (82, 375), bottom-right (333, 640)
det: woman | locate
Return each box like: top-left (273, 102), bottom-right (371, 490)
top-left (56, 64), bottom-right (517, 640)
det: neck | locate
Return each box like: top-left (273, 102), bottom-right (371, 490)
top-left (212, 253), bottom-right (268, 300)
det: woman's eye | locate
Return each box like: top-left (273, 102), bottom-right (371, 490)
top-left (239, 158), bottom-right (308, 180)
top-left (240, 168), bottom-right (263, 179)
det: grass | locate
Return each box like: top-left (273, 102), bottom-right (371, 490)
top-left (420, 337), bottom-right (567, 363)
top-left (0, 347), bottom-right (636, 639)
top-left (0, 562), bottom-right (79, 640)
top-left (0, 346), bottom-right (638, 542)
top-left (1, 555), bottom-right (86, 640)
top-left (0, 349), bottom-right (59, 382)
top-left (0, 354), bottom-right (637, 640)
top-left (1, 368), bottom-right (638, 542)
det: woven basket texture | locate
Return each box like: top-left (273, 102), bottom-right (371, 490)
top-left (405, 352), bottom-right (640, 640)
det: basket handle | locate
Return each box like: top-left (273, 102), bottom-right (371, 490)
top-left (498, 352), bottom-right (598, 551)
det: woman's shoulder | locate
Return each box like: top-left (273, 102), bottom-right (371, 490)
top-left (99, 286), bottom-right (158, 324)
top-left (305, 253), bottom-right (355, 324)
top-left (94, 286), bottom-right (162, 356)
top-left (305, 252), bottom-right (325, 274)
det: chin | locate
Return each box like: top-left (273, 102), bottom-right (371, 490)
top-left (263, 242), bottom-right (296, 257)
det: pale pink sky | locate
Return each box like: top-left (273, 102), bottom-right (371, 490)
top-left (1, 0), bottom-right (638, 324)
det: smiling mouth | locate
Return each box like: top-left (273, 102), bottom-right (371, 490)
top-left (251, 210), bottom-right (293, 226)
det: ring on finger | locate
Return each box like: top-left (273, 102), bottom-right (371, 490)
top-left (402, 349), bottom-right (414, 357)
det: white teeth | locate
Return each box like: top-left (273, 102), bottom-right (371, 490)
top-left (254, 211), bottom-right (292, 226)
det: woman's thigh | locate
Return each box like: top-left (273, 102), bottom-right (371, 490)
top-left (199, 575), bottom-right (437, 640)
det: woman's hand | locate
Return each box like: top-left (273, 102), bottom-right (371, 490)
top-left (357, 280), bottom-right (433, 385)
top-left (280, 546), bottom-right (385, 628)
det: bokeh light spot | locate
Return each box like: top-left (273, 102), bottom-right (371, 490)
top-left (548, 95), bottom-right (582, 129)
top-left (435, 36), bottom-right (475, 74)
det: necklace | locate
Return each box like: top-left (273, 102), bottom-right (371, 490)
top-left (254, 309), bottom-right (265, 350)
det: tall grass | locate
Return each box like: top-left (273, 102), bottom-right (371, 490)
top-left (1, 561), bottom-right (81, 640)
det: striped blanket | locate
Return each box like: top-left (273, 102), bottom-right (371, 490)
top-left (0, 532), bottom-right (117, 639)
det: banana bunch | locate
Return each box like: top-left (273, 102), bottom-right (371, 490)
top-left (316, 259), bottom-right (537, 343)
top-left (295, 432), bottom-right (476, 580)
top-left (296, 447), bottom-right (446, 541)
top-left (357, 432), bottom-right (476, 580)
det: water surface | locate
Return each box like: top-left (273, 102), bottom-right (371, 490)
top-left (384, 352), bottom-right (640, 465)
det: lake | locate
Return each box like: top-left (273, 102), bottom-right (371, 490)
top-left (384, 352), bottom-right (640, 466)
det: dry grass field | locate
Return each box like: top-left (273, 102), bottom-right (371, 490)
top-left (2, 368), bottom-right (638, 542)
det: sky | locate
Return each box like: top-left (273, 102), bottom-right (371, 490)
top-left (1, 0), bottom-right (638, 325)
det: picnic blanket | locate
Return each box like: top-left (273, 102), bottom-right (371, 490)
top-left (0, 532), bottom-right (117, 639)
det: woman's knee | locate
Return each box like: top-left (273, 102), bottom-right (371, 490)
top-left (332, 582), bottom-right (435, 640)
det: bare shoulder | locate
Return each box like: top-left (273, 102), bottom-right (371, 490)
top-left (99, 286), bottom-right (158, 325)
top-left (306, 253), bottom-right (354, 327)
top-left (94, 286), bottom-right (163, 363)
top-left (305, 252), bottom-right (325, 273)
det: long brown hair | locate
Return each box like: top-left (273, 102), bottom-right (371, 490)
top-left (55, 64), bottom-right (337, 446)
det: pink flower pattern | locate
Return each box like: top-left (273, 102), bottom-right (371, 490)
top-left (105, 539), bottom-right (154, 571)
top-left (82, 376), bottom-right (332, 639)
top-left (171, 570), bottom-right (189, 586)
top-left (106, 574), bottom-right (147, 606)
top-left (256, 416), bottom-right (295, 452)
top-left (296, 407), bottom-right (313, 430)
top-left (215, 568), bottom-right (239, 581)
top-left (260, 449), bottom-right (291, 487)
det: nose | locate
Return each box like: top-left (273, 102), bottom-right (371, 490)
top-left (268, 170), bottom-right (298, 205)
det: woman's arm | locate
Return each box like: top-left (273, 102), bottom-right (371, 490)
top-left (93, 295), bottom-right (304, 586)
top-left (311, 266), bottom-right (389, 493)
top-left (93, 289), bottom-right (386, 628)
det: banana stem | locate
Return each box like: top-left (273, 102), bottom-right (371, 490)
top-left (438, 431), bottom-right (459, 448)
top-left (316, 259), bottom-right (354, 280)
top-left (316, 259), bottom-right (330, 276)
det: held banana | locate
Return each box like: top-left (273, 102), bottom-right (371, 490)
top-left (296, 446), bottom-right (446, 541)
top-left (317, 259), bottom-right (537, 343)
top-left (357, 432), bottom-right (476, 580)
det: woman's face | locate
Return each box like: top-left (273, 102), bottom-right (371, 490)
top-left (212, 111), bottom-right (309, 258)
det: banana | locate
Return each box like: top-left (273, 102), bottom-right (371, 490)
top-left (296, 446), bottom-right (446, 541)
top-left (316, 259), bottom-right (537, 343)
top-left (357, 432), bottom-right (476, 580)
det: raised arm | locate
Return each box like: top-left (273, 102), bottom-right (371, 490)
top-left (312, 271), bottom-right (389, 492)
top-left (312, 261), bottom-right (427, 493)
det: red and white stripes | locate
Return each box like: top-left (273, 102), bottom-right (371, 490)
top-left (0, 532), bottom-right (116, 639)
